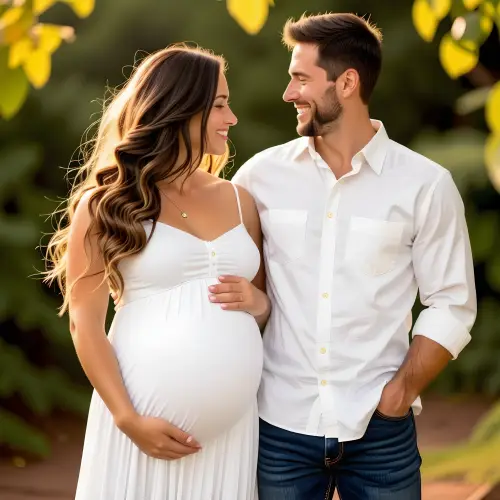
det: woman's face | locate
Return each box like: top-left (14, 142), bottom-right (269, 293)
top-left (190, 72), bottom-right (238, 156)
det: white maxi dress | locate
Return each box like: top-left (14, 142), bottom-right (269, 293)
top-left (75, 184), bottom-right (263, 500)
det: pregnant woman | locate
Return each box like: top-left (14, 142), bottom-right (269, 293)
top-left (44, 45), bottom-right (269, 499)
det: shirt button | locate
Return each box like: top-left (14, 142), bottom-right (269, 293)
top-left (322, 292), bottom-right (329, 299)
top-left (327, 212), bottom-right (333, 219)
top-left (320, 379), bottom-right (327, 386)
top-left (211, 251), bottom-right (216, 257)
top-left (320, 347), bottom-right (327, 354)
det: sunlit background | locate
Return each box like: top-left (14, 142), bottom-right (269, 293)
top-left (1, 0), bottom-right (500, 498)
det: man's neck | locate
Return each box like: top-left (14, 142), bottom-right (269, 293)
top-left (314, 109), bottom-right (376, 179)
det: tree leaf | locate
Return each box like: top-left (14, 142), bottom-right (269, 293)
top-left (412, 0), bottom-right (439, 41)
top-left (64, 0), bottom-right (95, 19)
top-left (226, 0), bottom-right (270, 35)
top-left (8, 35), bottom-right (34, 68)
top-left (486, 82), bottom-right (500, 133)
top-left (0, 47), bottom-right (29, 119)
top-left (0, 6), bottom-right (34, 45)
top-left (33, 24), bottom-right (61, 53)
top-left (23, 47), bottom-right (51, 88)
top-left (485, 133), bottom-right (500, 192)
top-left (34, 0), bottom-right (58, 16)
top-left (463, 0), bottom-right (482, 9)
top-left (482, 0), bottom-right (497, 17)
top-left (430, 0), bottom-right (453, 19)
top-left (439, 34), bottom-right (478, 78)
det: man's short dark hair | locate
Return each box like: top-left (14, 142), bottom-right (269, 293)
top-left (283, 13), bottom-right (383, 104)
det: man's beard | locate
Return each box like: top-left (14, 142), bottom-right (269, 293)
top-left (298, 87), bottom-right (343, 137)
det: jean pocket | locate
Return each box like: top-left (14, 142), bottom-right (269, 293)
top-left (373, 408), bottom-right (413, 422)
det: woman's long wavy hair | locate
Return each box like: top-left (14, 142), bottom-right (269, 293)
top-left (44, 44), bottom-right (228, 315)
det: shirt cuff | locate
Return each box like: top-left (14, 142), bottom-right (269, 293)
top-left (412, 308), bottom-right (471, 360)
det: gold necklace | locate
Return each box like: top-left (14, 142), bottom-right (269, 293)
top-left (159, 188), bottom-right (188, 219)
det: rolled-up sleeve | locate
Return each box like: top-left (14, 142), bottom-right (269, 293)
top-left (412, 170), bottom-right (476, 359)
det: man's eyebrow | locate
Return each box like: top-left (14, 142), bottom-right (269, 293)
top-left (289, 71), bottom-right (310, 79)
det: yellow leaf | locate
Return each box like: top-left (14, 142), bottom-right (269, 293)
top-left (227, 0), bottom-right (270, 35)
top-left (480, 15), bottom-right (493, 34)
top-left (65, 0), bottom-right (95, 18)
top-left (8, 36), bottom-right (34, 68)
top-left (33, 24), bottom-right (62, 53)
top-left (23, 48), bottom-right (51, 88)
top-left (0, 47), bottom-right (30, 119)
top-left (439, 34), bottom-right (478, 78)
top-left (33, 0), bottom-right (58, 15)
top-left (430, 0), bottom-right (452, 19)
top-left (463, 0), bottom-right (482, 9)
top-left (412, 0), bottom-right (439, 42)
top-left (32, 24), bottom-right (75, 53)
top-left (483, 1), bottom-right (496, 17)
top-left (0, 7), bottom-right (34, 44)
top-left (485, 133), bottom-right (500, 192)
top-left (486, 82), bottom-right (500, 133)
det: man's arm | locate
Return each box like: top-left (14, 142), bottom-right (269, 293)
top-left (378, 170), bottom-right (476, 416)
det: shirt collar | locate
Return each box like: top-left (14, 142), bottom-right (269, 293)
top-left (292, 119), bottom-right (389, 176)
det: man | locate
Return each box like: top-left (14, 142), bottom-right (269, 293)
top-left (232, 12), bottom-right (476, 500)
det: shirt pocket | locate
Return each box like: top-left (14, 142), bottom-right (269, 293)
top-left (345, 216), bottom-right (405, 276)
top-left (264, 209), bottom-right (308, 264)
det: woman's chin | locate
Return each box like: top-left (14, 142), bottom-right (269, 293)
top-left (205, 145), bottom-right (227, 156)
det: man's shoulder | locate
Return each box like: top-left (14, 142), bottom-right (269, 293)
top-left (388, 139), bottom-right (450, 183)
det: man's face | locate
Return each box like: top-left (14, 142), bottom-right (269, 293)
top-left (283, 43), bottom-right (343, 137)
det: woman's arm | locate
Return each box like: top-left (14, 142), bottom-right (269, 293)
top-left (67, 191), bottom-right (137, 424)
top-left (208, 185), bottom-right (271, 330)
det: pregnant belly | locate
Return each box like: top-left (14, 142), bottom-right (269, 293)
top-left (110, 309), bottom-right (263, 444)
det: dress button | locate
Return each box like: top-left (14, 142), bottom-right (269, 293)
top-left (320, 380), bottom-right (327, 386)
top-left (327, 212), bottom-right (333, 219)
top-left (211, 251), bottom-right (216, 257)
top-left (320, 347), bottom-right (327, 354)
top-left (322, 292), bottom-right (329, 299)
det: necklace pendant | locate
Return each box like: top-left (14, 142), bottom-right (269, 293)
top-left (181, 212), bottom-right (188, 219)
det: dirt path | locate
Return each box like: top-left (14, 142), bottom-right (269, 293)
top-left (0, 394), bottom-right (496, 500)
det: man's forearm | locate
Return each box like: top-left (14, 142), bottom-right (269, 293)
top-left (391, 335), bottom-right (452, 407)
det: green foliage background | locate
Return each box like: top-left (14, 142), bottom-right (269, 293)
top-left (1, 0), bottom-right (499, 478)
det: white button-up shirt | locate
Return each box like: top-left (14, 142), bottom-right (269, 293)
top-left (232, 120), bottom-right (476, 442)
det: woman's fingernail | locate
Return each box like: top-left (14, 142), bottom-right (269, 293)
top-left (221, 304), bottom-right (228, 309)
top-left (218, 276), bottom-right (225, 281)
top-left (209, 295), bottom-right (216, 302)
top-left (186, 436), bottom-right (193, 443)
top-left (208, 286), bottom-right (215, 292)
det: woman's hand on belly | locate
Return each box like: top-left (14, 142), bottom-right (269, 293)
top-left (208, 275), bottom-right (270, 319)
top-left (117, 413), bottom-right (201, 460)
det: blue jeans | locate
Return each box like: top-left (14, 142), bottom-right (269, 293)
top-left (258, 410), bottom-right (422, 500)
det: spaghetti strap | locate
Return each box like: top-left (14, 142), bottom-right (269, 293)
top-left (231, 183), bottom-right (243, 224)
